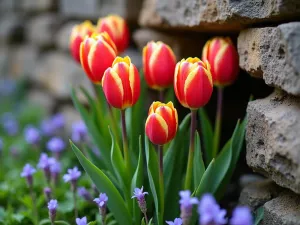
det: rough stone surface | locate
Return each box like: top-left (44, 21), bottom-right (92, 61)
top-left (32, 51), bottom-right (92, 100)
top-left (262, 191), bottom-right (300, 225)
top-left (26, 14), bottom-right (60, 47)
top-left (0, 14), bottom-right (23, 43)
top-left (55, 21), bottom-right (79, 51)
top-left (59, 0), bottom-right (102, 19)
top-left (8, 45), bottom-right (39, 78)
top-left (246, 90), bottom-right (300, 194)
top-left (21, 0), bottom-right (55, 12)
top-left (26, 89), bottom-right (55, 115)
top-left (239, 179), bottom-right (283, 211)
top-left (140, 0), bottom-right (300, 31)
top-left (239, 174), bottom-right (265, 189)
top-left (238, 22), bottom-right (300, 96)
top-left (133, 28), bottom-right (208, 60)
top-left (0, 0), bottom-right (17, 12)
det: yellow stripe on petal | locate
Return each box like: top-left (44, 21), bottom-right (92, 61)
top-left (214, 43), bottom-right (229, 76)
top-left (183, 66), bottom-right (199, 100)
top-left (110, 69), bottom-right (124, 100)
top-left (129, 63), bottom-right (135, 100)
top-left (202, 40), bottom-right (211, 61)
top-left (185, 57), bottom-right (200, 64)
top-left (113, 56), bottom-right (131, 67)
top-left (155, 113), bottom-right (169, 138)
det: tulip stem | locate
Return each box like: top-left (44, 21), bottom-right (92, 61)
top-left (184, 110), bottom-right (197, 190)
top-left (212, 87), bottom-right (223, 158)
top-left (159, 90), bottom-right (164, 102)
top-left (121, 110), bottom-right (131, 173)
top-left (158, 144), bottom-right (164, 224)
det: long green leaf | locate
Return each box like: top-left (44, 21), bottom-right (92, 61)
top-left (70, 141), bottom-right (132, 225)
top-left (193, 132), bottom-right (205, 190)
top-left (194, 159), bottom-right (215, 197)
top-left (131, 136), bottom-right (144, 225)
top-left (199, 108), bottom-right (214, 165)
top-left (254, 206), bottom-right (264, 225)
top-left (145, 136), bottom-right (162, 225)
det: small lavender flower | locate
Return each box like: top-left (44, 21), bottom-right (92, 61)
top-left (48, 199), bottom-right (58, 223)
top-left (179, 190), bottom-right (199, 224)
top-left (94, 193), bottom-right (108, 224)
top-left (76, 216), bottom-right (88, 225)
top-left (78, 187), bottom-right (93, 201)
top-left (198, 194), bottom-right (227, 225)
top-left (51, 113), bottom-right (65, 130)
top-left (24, 125), bottom-right (41, 146)
top-left (37, 153), bottom-right (55, 182)
top-left (41, 119), bottom-right (56, 136)
top-left (166, 218), bottom-right (183, 225)
top-left (50, 160), bottom-right (61, 184)
top-left (47, 137), bottom-right (65, 153)
top-left (63, 167), bottom-right (81, 184)
top-left (1, 113), bottom-right (19, 136)
top-left (20, 164), bottom-right (36, 186)
top-left (230, 206), bottom-right (253, 225)
top-left (132, 186), bottom-right (148, 214)
top-left (71, 121), bottom-right (88, 143)
top-left (44, 187), bottom-right (52, 202)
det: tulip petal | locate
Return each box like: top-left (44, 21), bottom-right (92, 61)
top-left (129, 63), bottom-right (141, 107)
top-left (155, 105), bottom-right (177, 142)
top-left (145, 113), bottom-right (168, 145)
top-left (80, 38), bottom-right (96, 82)
top-left (102, 68), bottom-right (124, 108)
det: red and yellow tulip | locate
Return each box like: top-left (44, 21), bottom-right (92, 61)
top-left (174, 57), bottom-right (213, 109)
top-left (69, 21), bottom-right (95, 63)
top-left (143, 41), bottom-right (176, 90)
top-left (145, 101), bottom-right (178, 145)
top-left (202, 37), bottom-right (239, 86)
top-left (79, 32), bottom-right (117, 84)
top-left (102, 56), bottom-right (141, 109)
top-left (97, 15), bottom-right (130, 53)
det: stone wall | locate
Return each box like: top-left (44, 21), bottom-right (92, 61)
top-left (136, 0), bottom-right (300, 224)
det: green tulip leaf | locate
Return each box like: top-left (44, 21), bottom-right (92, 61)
top-left (193, 132), bottom-right (205, 190)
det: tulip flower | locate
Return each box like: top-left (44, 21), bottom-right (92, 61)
top-left (102, 56), bottom-right (141, 109)
top-left (202, 37), bottom-right (239, 158)
top-left (97, 15), bottom-right (130, 53)
top-left (145, 101), bottom-right (178, 145)
top-left (80, 32), bottom-right (117, 84)
top-left (202, 37), bottom-right (239, 87)
top-left (174, 57), bottom-right (213, 110)
top-left (70, 21), bottom-right (95, 63)
top-left (143, 41), bottom-right (176, 91)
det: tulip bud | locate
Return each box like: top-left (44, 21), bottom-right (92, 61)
top-left (174, 58), bottom-right (213, 109)
top-left (145, 101), bottom-right (178, 145)
top-left (80, 32), bottom-right (117, 84)
top-left (102, 56), bottom-right (141, 109)
top-left (202, 37), bottom-right (239, 87)
top-left (97, 15), bottom-right (130, 53)
top-left (143, 41), bottom-right (176, 90)
top-left (70, 21), bottom-right (95, 63)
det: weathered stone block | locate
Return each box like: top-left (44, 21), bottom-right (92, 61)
top-left (55, 21), bottom-right (79, 51)
top-left (262, 191), bottom-right (300, 225)
top-left (8, 45), bottom-right (39, 78)
top-left (0, 14), bottom-right (23, 43)
top-left (246, 90), bottom-right (300, 194)
top-left (59, 0), bottom-right (101, 19)
top-left (0, 0), bottom-right (17, 12)
top-left (140, 0), bottom-right (300, 31)
top-left (239, 179), bottom-right (283, 211)
top-left (238, 22), bottom-right (300, 96)
top-left (26, 14), bottom-right (60, 47)
top-left (21, 0), bottom-right (55, 12)
top-left (32, 51), bottom-right (92, 99)
top-left (133, 28), bottom-right (208, 60)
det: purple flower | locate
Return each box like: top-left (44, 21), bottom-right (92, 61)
top-left (230, 206), bottom-right (253, 225)
top-left (166, 218), bottom-right (183, 225)
top-left (37, 153), bottom-right (54, 169)
top-left (198, 194), bottom-right (227, 225)
top-left (24, 125), bottom-right (41, 145)
top-left (179, 190), bottom-right (198, 223)
top-left (51, 113), bottom-right (65, 130)
top-left (21, 164), bottom-right (36, 186)
top-left (41, 119), bottom-right (56, 136)
top-left (48, 199), bottom-right (58, 222)
top-left (47, 137), bottom-right (65, 153)
top-left (78, 187), bottom-right (92, 201)
top-left (44, 187), bottom-right (52, 201)
top-left (94, 193), bottom-right (108, 208)
top-left (50, 160), bottom-right (61, 174)
top-left (1, 113), bottom-right (19, 136)
top-left (63, 167), bottom-right (81, 183)
top-left (132, 186), bottom-right (148, 201)
top-left (21, 164), bottom-right (36, 178)
top-left (76, 216), bottom-right (88, 225)
top-left (71, 121), bottom-right (88, 143)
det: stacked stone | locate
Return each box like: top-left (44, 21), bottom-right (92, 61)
top-left (0, 0), bottom-right (142, 129)
top-left (137, 0), bottom-right (300, 224)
